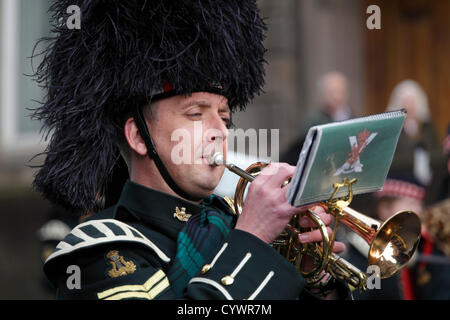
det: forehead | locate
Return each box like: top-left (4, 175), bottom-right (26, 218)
top-left (157, 92), bottom-right (230, 112)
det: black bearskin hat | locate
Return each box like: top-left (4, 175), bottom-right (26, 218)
top-left (32, 0), bottom-right (267, 213)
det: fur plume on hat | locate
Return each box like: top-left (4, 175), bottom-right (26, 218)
top-left (32, 0), bottom-right (267, 213)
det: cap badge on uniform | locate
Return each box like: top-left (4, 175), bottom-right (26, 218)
top-left (173, 207), bottom-right (191, 222)
top-left (106, 250), bottom-right (136, 278)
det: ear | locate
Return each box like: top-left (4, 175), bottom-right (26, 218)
top-left (124, 117), bottom-right (148, 156)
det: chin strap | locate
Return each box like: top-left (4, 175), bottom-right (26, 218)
top-left (133, 104), bottom-right (202, 202)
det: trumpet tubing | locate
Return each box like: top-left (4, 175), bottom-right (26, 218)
top-left (210, 152), bottom-right (422, 291)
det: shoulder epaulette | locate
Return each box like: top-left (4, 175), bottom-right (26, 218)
top-left (45, 219), bottom-right (171, 264)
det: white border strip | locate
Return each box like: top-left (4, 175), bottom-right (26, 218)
top-left (230, 253), bottom-right (252, 278)
top-left (71, 228), bottom-right (94, 241)
top-left (247, 271), bottom-right (274, 300)
top-left (46, 219), bottom-right (171, 263)
top-left (207, 242), bottom-right (228, 269)
top-left (90, 221), bottom-right (118, 238)
top-left (189, 277), bottom-right (233, 300)
top-left (1, 0), bottom-right (19, 148)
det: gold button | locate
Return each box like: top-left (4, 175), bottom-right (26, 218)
top-left (221, 275), bottom-right (234, 286)
top-left (201, 264), bottom-right (211, 274)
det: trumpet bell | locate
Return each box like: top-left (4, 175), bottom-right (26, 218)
top-left (368, 210), bottom-right (421, 279)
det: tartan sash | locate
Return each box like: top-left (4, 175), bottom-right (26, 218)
top-left (166, 195), bottom-right (236, 297)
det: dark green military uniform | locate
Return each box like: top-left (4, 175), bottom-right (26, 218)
top-left (44, 180), bottom-right (321, 300)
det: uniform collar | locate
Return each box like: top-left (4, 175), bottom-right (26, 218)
top-left (113, 180), bottom-right (205, 240)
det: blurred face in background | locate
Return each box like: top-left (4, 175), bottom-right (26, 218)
top-left (319, 72), bottom-right (349, 116)
top-left (376, 196), bottom-right (424, 222)
top-left (401, 93), bottom-right (421, 136)
top-left (401, 94), bottom-right (418, 121)
top-left (386, 80), bottom-right (430, 137)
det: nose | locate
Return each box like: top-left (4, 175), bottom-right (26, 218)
top-left (205, 114), bottom-right (228, 143)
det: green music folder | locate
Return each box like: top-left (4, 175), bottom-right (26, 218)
top-left (287, 110), bottom-right (406, 207)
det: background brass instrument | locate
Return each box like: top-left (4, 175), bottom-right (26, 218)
top-left (210, 152), bottom-right (422, 291)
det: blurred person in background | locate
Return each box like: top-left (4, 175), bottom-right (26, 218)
top-left (418, 125), bottom-right (450, 297)
top-left (426, 125), bottom-right (450, 205)
top-left (386, 80), bottom-right (443, 187)
top-left (306, 71), bottom-right (353, 127)
top-left (281, 71), bottom-right (353, 166)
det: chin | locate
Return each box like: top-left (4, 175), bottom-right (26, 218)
top-left (180, 163), bottom-right (224, 198)
top-left (198, 178), bottom-right (221, 194)
top-left (195, 175), bottom-right (223, 198)
top-left (186, 185), bottom-right (215, 200)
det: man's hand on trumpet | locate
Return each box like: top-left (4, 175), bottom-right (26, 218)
top-left (234, 162), bottom-right (346, 299)
top-left (297, 205), bottom-right (346, 270)
top-left (234, 162), bottom-right (345, 260)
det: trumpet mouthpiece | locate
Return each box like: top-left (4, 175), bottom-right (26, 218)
top-left (209, 152), bottom-right (225, 166)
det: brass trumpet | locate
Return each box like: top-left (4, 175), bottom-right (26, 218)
top-left (210, 152), bottom-right (422, 291)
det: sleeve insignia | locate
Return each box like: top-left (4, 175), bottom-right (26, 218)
top-left (106, 250), bottom-right (136, 278)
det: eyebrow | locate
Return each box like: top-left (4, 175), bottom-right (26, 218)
top-left (181, 99), bottom-right (230, 113)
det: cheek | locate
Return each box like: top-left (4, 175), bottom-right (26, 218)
top-left (161, 122), bottom-right (197, 159)
top-left (217, 166), bottom-right (226, 180)
top-left (182, 122), bottom-right (203, 154)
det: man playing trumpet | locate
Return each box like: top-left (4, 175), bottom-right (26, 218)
top-left (36, 0), bottom-right (347, 300)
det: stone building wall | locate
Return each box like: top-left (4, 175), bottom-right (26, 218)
top-left (235, 0), bottom-right (366, 156)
